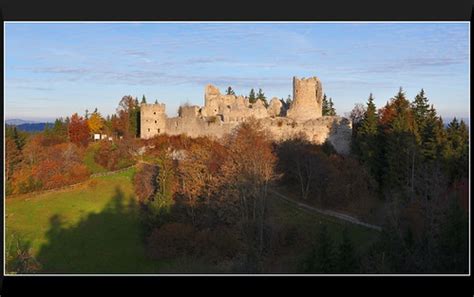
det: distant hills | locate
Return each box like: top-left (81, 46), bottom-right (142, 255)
top-left (15, 123), bottom-right (53, 132)
top-left (5, 119), bottom-right (53, 132)
top-left (5, 119), bottom-right (38, 125)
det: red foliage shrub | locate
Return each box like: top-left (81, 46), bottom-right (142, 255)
top-left (133, 163), bottom-right (159, 203)
top-left (11, 141), bottom-right (90, 194)
top-left (94, 140), bottom-right (135, 171)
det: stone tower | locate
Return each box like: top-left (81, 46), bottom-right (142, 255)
top-left (140, 102), bottom-right (167, 139)
top-left (286, 76), bottom-right (323, 121)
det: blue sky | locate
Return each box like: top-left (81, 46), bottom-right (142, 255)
top-left (5, 22), bottom-right (470, 122)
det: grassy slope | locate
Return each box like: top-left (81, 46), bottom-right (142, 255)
top-left (265, 196), bottom-right (379, 272)
top-left (83, 142), bottom-right (108, 174)
top-left (5, 168), bottom-right (167, 273)
top-left (6, 167), bottom-right (379, 273)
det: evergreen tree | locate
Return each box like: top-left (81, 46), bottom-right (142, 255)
top-left (306, 224), bottom-right (335, 272)
top-left (256, 88), bottom-right (268, 106)
top-left (285, 94), bottom-right (292, 108)
top-left (141, 95), bottom-right (147, 104)
top-left (11, 126), bottom-right (26, 151)
top-left (129, 100), bottom-right (141, 138)
top-left (154, 99), bottom-right (158, 104)
top-left (52, 118), bottom-right (68, 140)
top-left (420, 105), bottom-right (442, 160)
top-left (226, 86), bottom-right (236, 95)
top-left (357, 93), bottom-right (380, 178)
top-left (85, 109), bottom-right (89, 120)
top-left (328, 97), bottom-right (336, 116)
top-left (248, 89), bottom-right (256, 104)
top-left (337, 227), bottom-right (358, 272)
top-left (322, 94), bottom-right (329, 115)
top-left (445, 118), bottom-right (469, 180)
top-left (383, 87), bottom-right (418, 193)
top-left (411, 89), bottom-right (430, 141)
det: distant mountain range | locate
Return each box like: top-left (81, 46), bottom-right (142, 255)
top-left (5, 119), bottom-right (39, 125)
top-left (5, 119), bottom-right (53, 132)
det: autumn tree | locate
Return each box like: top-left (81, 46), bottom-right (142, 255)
top-left (115, 95), bottom-right (138, 137)
top-left (176, 139), bottom-right (225, 225)
top-left (68, 113), bottom-right (90, 147)
top-left (134, 163), bottom-right (159, 203)
top-left (277, 136), bottom-right (330, 203)
top-left (87, 109), bottom-right (104, 134)
top-left (216, 120), bottom-right (276, 262)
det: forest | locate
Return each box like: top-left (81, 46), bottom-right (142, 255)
top-left (5, 88), bottom-right (469, 274)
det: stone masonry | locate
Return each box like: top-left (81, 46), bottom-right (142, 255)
top-left (140, 76), bottom-right (352, 154)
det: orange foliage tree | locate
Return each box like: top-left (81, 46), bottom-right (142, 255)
top-left (68, 113), bottom-right (90, 147)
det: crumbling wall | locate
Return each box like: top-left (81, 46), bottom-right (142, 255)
top-left (140, 76), bottom-right (352, 154)
top-left (140, 103), bottom-right (166, 139)
top-left (286, 76), bottom-right (323, 121)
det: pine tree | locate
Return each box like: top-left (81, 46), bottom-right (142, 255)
top-left (357, 93), bottom-right (380, 178)
top-left (154, 99), bottom-right (158, 104)
top-left (315, 224), bottom-right (335, 272)
top-left (411, 89), bottom-right (430, 143)
top-left (306, 224), bottom-right (335, 272)
top-left (285, 94), bottom-right (292, 108)
top-left (141, 95), bottom-right (147, 104)
top-left (256, 88), bottom-right (268, 106)
top-left (226, 86), bottom-right (235, 95)
top-left (322, 94), bottom-right (329, 115)
top-left (337, 227), bottom-right (358, 272)
top-left (248, 89), bottom-right (256, 104)
top-left (420, 105), bottom-right (442, 160)
top-left (445, 117), bottom-right (469, 180)
top-left (383, 87), bottom-right (418, 193)
top-left (328, 98), bottom-right (336, 116)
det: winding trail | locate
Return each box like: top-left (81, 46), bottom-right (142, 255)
top-left (269, 189), bottom-right (382, 232)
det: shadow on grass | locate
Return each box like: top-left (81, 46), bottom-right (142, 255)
top-left (33, 187), bottom-right (151, 273)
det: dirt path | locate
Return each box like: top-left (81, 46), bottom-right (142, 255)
top-left (269, 189), bottom-right (382, 232)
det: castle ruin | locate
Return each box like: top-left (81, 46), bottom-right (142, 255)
top-left (140, 76), bottom-right (352, 154)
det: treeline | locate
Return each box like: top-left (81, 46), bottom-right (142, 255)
top-left (350, 88), bottom-right (468, 273)
top-left (5, 95), bottom-right (148, 195)
top-left (276, 136), bottom-right (378, 220)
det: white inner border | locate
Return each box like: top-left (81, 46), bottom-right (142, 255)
top-left (3, 20), bottom-right (471, 277)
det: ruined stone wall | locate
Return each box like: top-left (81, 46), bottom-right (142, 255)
top-left (286, 76), bottom-right (323, 121)
top-left (140, 103), bottom-right (167, 139)
top-left (139, 76), bottom-right (352, 154)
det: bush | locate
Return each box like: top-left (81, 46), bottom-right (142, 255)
top-left (193, 226), bottom-right (242, 261)
top-left (146, 223), bottom-right (196, 260)
top-left (133, 163), bottom-right (159, 203)
top-left (94, 140), bottom-right (135, 171)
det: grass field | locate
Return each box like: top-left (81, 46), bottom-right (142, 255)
top-left (5, 167), bottom-right (380, 274)
top-left (83, 142), bottom-right (108, 174)
top-left (5, 167), bottom-right (170, 273)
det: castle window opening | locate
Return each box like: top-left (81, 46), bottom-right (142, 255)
top-left (155, 120), bottom-right (157, 123)
top-left (154, 112), bottom-right (156, 115)
top-left (158, 129), bottom-right (160, 133)
top-left (148, 128), bottom-right (150, 132)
